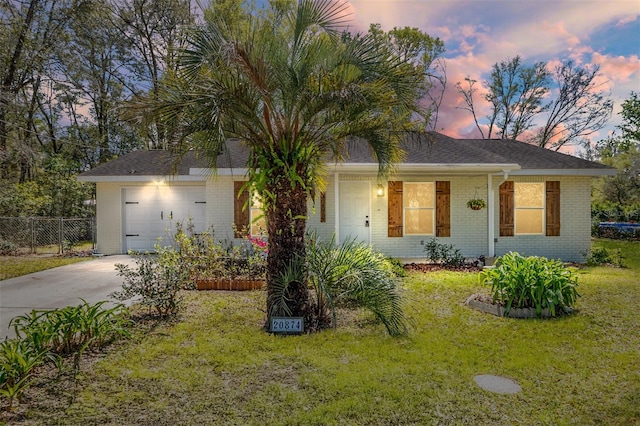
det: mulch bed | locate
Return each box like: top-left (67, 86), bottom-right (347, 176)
top-left (404, 262), bottom-right (483, 273)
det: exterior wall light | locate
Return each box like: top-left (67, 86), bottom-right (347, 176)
top-left (377, 184), bottom-right (385, 197)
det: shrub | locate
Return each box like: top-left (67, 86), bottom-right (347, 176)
top-left (423, 238), bottom-right (464, 267)
top-left (113, 249), bottom-right (190, 317)
top-left (584, 247), bottom-right (625, 267)
top-left (479, 252), bottom-right (579, 317)
top-left (302, 236), bottom-right (408, 336)
top-left (1, 301), bottom-right (130, 411)
top-left (170, 221), bottom-right (267, 281)
top-left (385, 257), bottom-right (407, 277)
top-left (0, 238), bottom-right (18, 256)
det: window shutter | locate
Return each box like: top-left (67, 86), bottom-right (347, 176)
top-left (234, 181), bottom-right (249, 238)
top-left (499, 181), bottom-right (514, 237)
top-left (388, 181), bottom-right (403, 237)
top-left (320, 192), bottom-right (326, 223)
top-left (546, 181), bottom-right (560, 236)
top-left (436, 181), bottom-right (450, 237)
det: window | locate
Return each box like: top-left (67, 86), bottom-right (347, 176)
top-left (250, 192), bottom-right (266, 236)
top-left (500, 181), bottom-right (560, 237)
top-left (514, 183), bottom-right (544, 235)
top-left (403, 182), bottom-right (435, 235)
top-left (234, 181), bottom-right (266, 237)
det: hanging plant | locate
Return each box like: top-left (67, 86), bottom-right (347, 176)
top-left (467, 187), bottom-right (486, 210)
top-left (467, 198), bottom-right (486, 210)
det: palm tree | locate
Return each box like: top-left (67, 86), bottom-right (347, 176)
top-left (142, 0), bottom-right (425, 328)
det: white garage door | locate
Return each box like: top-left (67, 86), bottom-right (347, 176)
top-left (123, 186), bottom-right (206, 252)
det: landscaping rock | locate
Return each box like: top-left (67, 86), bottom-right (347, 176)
top-left (465, 293), bottom-right (561, 318)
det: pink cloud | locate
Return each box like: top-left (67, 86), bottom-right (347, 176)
top-left (343, 0), bottom-right (638, 146)
top-left (592, 52), bottom-right (640, 83)
top-left (616, 15), bottom-right (638, 27)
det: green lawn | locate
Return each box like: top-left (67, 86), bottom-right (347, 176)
top-left (4, 240), bottom-right (640, 425)
top-left (0, 256), bottom-right (90, 281)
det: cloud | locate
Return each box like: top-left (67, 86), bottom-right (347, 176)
top-left (593, 52), bottom-right (640, 84)
top-left (344, 0), bottom-right (639, 142)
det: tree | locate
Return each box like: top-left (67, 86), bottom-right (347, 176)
top-left (457, 56), bottom-right (549, 140)
top-left (456, 57), bottom-right (612, 150)
top-left (619, 91), bottom-right (640, 145)
top-left (534, 61), bottom-right (613, 150)
top-left (113, 0), bottom-right (195, 149)
top-left (368, 24), bottom-right (445, 130)
top-left (60, 1), bottom-right (143, 165)
top-left (139, 0), bottom-right (425, 329)
top-left (0, 0), bottom-right (78, 180)
top-left (591, 92), bottom-right (640, 221)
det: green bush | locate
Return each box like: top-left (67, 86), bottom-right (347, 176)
top-left (423, 238), bottom-right (464, 267)
top-left (170, 221), bottom-right (267, 281)
top-left (0, 238), bottom-right (18, 256)
top-left (113, 249), bottom-right (190, 317)
top-left (479, 252), bottom-right (580, 317)
top-left (584, 247), bottom-right (625, 267)
top-left (385, 257), bottom-right (407, 277)
top-left (303, 237), bottom-right (408, 336)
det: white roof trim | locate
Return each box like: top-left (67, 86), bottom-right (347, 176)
top-left (509, 168), bottom-right (616, 176)
top-left (330, 163), bottom-right (522, 174)
top-left (77, 175), bottom-right (207, 183)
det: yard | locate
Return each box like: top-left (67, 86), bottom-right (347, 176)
top-left (2, 240), bottom-right (639, 425)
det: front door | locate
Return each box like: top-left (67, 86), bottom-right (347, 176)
top-left (339, 181), bottom-right (371, 244)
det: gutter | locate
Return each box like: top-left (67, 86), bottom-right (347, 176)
top-left (77, 175), bottom-right (207, 183)
top-left (330, 163), bottom-right (522, 174)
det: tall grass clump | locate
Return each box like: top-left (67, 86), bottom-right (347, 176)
top-left (479, 252), bottom-right (579, 317)
top-left (10, 300), bottom-right (131, 356)
top-left (2, 300), bottom-right (130, 410)
top-left (0, 340), bottom-right (44, 411)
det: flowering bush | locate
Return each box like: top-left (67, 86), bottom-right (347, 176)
top-left (169, 221), bottom-right (267, 281)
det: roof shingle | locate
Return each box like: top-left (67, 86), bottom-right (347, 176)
top-left (78, 132), bottom-right (614, 179)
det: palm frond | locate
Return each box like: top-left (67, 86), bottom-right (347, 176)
top-left (307, 235), bottom-right (408, 336)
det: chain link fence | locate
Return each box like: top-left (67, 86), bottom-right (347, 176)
top-left (0, 217), bottom-right (95, 255)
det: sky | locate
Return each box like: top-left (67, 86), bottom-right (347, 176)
top-left (343, 0), bottom-right (640, 147)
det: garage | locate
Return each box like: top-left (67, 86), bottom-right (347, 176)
top-left (123, 185), bottom-right (206, 252)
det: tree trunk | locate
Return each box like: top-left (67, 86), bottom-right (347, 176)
top-left (265, 174), bottom-right (311, 328)
top-left (0, 0), bottom-right (41, 178)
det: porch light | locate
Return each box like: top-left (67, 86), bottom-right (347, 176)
top-left (377, 184), bottom-right (385, 197)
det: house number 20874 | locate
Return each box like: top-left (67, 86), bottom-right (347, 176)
top-left (270, 317), bottom-right (304, 334)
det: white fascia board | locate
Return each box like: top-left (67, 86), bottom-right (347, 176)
top-left (191, 167), bottom-right (250, 177)
top-left (509, 168), bottom-right (617, 176)
top-left (77, 175), bottom-right (207, 183)
top-left (330, 163), bottom-right (522, 174)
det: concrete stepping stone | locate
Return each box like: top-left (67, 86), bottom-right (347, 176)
top-left (474, 374), bottom-right (522, 394)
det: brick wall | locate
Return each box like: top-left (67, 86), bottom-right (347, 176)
top-left (493, 176), bottom-right (591, 262)
top-left (96, 174), bottom-right (592, 262)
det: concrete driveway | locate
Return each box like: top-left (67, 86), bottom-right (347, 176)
top-left (0, 255), bottom-right (136, 340)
